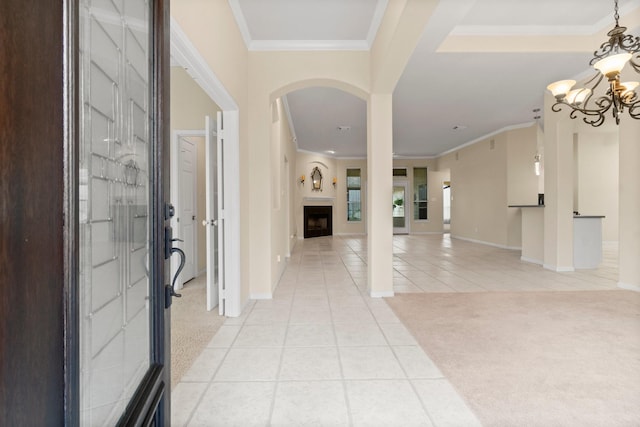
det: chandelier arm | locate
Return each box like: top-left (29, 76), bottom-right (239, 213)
top-left (552, 100), bottom-right (610, 127)
top-left (628, 101), bottom-right (640, 120)
top-left (549, 0), bottom-right (639, 126)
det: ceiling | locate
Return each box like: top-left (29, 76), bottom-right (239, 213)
top-left (230, 0), bottom-right (640, 158)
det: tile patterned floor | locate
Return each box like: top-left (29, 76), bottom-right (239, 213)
top-left (172, 234), bottom-right (619, 426)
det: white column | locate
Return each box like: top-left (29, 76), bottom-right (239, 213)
top-left (618, 118), bottom-right (640, 291)
top-left (543, 92), bottom-right (574, 271)
top-left (367, 93), bottom-right (394, 297)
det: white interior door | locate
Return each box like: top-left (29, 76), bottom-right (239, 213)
top-left (393, 181), bottom-right (410, 234)
top-left (205, 115), bottom-right (224, 313)
top-left (178, 137), bottom-right (197, 285)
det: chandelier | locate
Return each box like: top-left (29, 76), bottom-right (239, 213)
top-left (547, 0), bottom-right (639, 127)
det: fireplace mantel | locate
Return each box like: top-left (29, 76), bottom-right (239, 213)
top-left (303, 196), bottom-right (335, 202)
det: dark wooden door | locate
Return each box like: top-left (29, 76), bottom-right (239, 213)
top-left (0, 0), bottom-right (171, 425)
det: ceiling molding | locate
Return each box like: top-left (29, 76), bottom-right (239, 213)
top-left (228, 0), bottom-right (388, 51)
top-left (170, 17), bottom-right (238, 110)
top-left (437, 122), bottom-right (535, 158)
top-left (248, 39), bottom-right (370, 51)
top-left (452, 4), bottom-right (640, 37)
top-left (366, 0), bottom-right (389, 46)
top-left (451, 25), bottom-right (600, 37)
top-left (228, 0), bottom-right (253, 49)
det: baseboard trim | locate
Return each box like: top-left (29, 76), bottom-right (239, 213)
top-left (543, 263), bottom-right (575, 272)
top-left (370, 290), bottom-right (394, 298)
top-left (618, 282), bottom-right (640, 292)
top-left (451, 235), bottom-right (520, 251)
top-left (521, 256), bottom-right (543, 265)
top-left (250, 293), bottom-right (273, 300)
top-left (409, 231), bottom-right (445, 235)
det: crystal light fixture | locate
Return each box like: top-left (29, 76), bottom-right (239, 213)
top-left (547, 0), bottom-right (639, 127)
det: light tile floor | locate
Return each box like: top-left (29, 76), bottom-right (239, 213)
top-left (172, 234), bottom-right (618, 426)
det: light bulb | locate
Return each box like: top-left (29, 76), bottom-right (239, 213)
top-left (565, 88), bottom-right (591, 105)
top-left (594, 53), bottom-right (632, 80)
top-left (547, 80), bottom-right (576, 99)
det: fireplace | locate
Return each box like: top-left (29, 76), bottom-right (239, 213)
top-left (304, 206), bottom-right (333, 238)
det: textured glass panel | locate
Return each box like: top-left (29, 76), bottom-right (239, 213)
top-left (79, 0), bottom-right (150, 425)
top-left (413, 167), bottom-right (428, 220)
top-left (393, 186), bottom-right (406, 228)
top-left (346, 169), bottom-right (361, 222)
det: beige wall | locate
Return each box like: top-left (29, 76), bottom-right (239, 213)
top-left (270, 99), bottom-right (297, 290)
top-left (248, 51), bottom-right (370, 297)
top-left (574, 131), bottom-right (619, 241)
top-left (171, 0), bottom-right (250, 304)
top-left (437, 125), bottom-right (538, 248)
top-left (506, 126), bottom-right (540, 247)
top-left (170, 66), bottom-right (220, 131)
top-left (295, 152), bottom-right (339, 239)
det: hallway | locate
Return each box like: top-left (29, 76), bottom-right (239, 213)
top-left (171, 234), bottom-right (620, 426)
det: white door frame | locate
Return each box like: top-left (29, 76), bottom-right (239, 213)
top-left (171, 18), bottom-right (242, 317)
top-left (179, 135), bottom-right (198, 284)
top-left (170, 130), bottom-right (206, 290)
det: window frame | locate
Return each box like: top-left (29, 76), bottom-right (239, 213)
top-left (346, 168), bottom-right (362, 222)
top-left (413, 167), bottom-right (429, 221)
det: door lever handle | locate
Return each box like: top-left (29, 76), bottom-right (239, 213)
top-left (165, 238), bottom-right (185, 307)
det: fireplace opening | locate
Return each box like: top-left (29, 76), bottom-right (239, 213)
top-left (304, 206), bottom-right (333, 238)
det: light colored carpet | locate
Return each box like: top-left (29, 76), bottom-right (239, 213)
top-left (386, 290), bottom-right (640, 427)
top-left (170, 276), bottom-right (225, 389)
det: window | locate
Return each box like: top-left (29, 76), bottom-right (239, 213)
top-left (413, 167), bottom-right (428, 220)
top-left (347, 168), bottom-right (361, 221)
top-left (393, 168), bottom-right (407, 177)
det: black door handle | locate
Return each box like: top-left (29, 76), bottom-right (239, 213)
top-left (165, 238), bottom-right (185, 308)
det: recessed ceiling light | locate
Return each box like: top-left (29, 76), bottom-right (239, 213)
top-left (326, 150), bottom-right (336, 154)
top-left (337, 126), bottom-right (351, 132)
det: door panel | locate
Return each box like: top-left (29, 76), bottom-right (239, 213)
top-left (179, 137), bottom-right (197, 284)
top-left (205, 116), bottom-right (221, 312)
top-left (79, 0), bottom-right (167, 424)
top-left (393, 182), bottom-right (409, 234)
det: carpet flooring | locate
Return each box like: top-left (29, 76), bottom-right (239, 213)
top-left (170, 276), bottom-right (225, 389)
top-left (386, 290), bottom-right (640, 427)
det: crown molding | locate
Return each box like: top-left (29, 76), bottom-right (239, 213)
top-left (367, 0), bottom-right (389, 46)
top-left (228, 0), bottom-right (387, 51)
top-left (437, 122), bottom-right (535, 158)
top-left (228, 0), bottom-right (253, 49)
top-left (452, 4), bottom-right (640, 37)
top-left (249, 39), bottom-right (370, 51)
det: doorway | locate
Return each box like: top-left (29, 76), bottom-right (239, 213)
top-left (171, 123), bottom-right (222, 313)
top-left (177, 135), bottom-right (200, 285)
top-left (393, 181), bottom-right (410, 234)
top-left (443, 181), bottom-right (451, 233)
